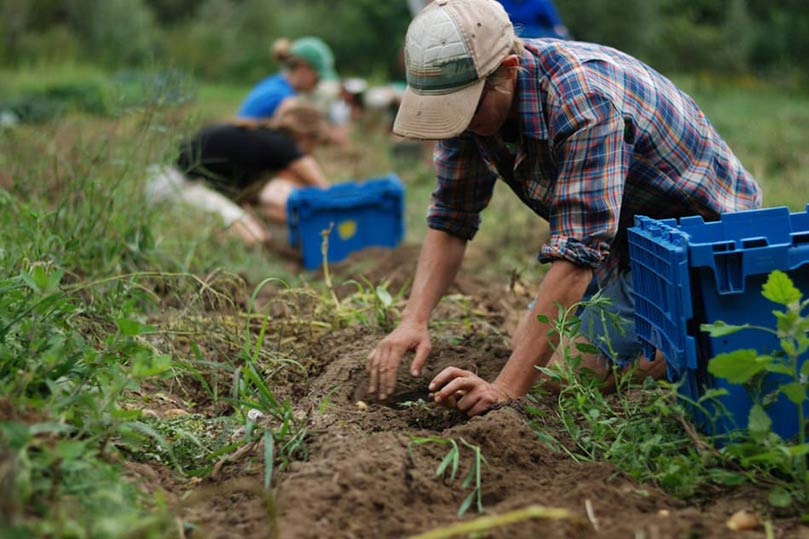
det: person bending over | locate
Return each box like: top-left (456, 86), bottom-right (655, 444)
top-left (146, 102), bottom-right (330, 246)
top-left (366, 0), bottom-right (762, 416)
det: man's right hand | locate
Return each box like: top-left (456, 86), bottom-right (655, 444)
top-left (367, 322), bottom-right (432, 400)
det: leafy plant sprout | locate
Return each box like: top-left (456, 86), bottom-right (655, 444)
top-left (409, 436), bottom-right (489, 517)
top-left (702, 270), bottom-right (809, 507)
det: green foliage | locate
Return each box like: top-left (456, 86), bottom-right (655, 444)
top-left (530, 296), bottom-right (739, 499)
top-left (0, 264), bottom-right (176, 537)
top-left (702, 270), bottom-right (809, 508)
top-left (409, 437), bottom-right (489, 517)
top-left (3, 0), bottom-right (808, 81)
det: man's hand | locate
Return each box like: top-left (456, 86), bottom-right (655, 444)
top-left (367, 322), bottom-right (432, 400)
top-left (429, 367), bottom-right (513, 417)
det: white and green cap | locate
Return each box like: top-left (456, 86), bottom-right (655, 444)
top-left (394, 0), bottom-right (516, 139)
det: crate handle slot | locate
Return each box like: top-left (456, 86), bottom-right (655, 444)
top-left (714, 252), bottom-right (743, 293)
top-left (711, 241), bottom-right (735, 253)
top-left (792, 232), bottom-right (809, 246)
top-left (741, 237), bottom-right (768, 249)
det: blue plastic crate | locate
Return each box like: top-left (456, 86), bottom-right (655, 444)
top-left (286, 174), bottom-right (405, 270)
top-left (628, 205), bottom-right (809, 440)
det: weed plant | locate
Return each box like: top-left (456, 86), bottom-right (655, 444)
top-left (526, 295), bottom-right (744, 499)
top-left (409, 436), bottom-right (489, 517)
top-left (702, 270), bottom-right (809, 512)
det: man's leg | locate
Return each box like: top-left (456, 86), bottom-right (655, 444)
top-left (541, 270), bottom-right (667, 393)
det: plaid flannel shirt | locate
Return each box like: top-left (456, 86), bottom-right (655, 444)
top-left (428, 40), bottom-right (762, 282)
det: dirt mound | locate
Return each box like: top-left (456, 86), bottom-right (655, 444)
top-left (174, 324), bottom-right (770, 539)
top-left (128, 249), bottom-right (799, 539)
top-left (264, 336), bottom-right (760, 539)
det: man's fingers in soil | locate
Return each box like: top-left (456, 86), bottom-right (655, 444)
top-left (410, 341), bottom-right (431, 376)
top-left (377, 346), bottom-right (399, 400)
top-left (428, 366), bottom-right (472, 392)
top-left (466, 398), bottom-right (492, 417)
top-left (430, 391), bottom-right (462, 410)
top-left (432, 376), bottom-right (477, 403)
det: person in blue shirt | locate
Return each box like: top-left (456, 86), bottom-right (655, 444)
top-left (238, 36), bottom-right (337, 120)
top-left (497, 0), bottom-right (570, 39)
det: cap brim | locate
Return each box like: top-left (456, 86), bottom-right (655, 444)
top-left (393, 78), bottom-right (485, 140)
top-left (319, 66), bottom-right (339, 82)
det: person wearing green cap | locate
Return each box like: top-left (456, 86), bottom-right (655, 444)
top-left (238, 36), bottom-right (337, 121)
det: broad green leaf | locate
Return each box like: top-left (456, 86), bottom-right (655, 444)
top-left (376, 287), bottom-right (392, 307)
top-left (700, 321), bottom-right (749, 337)
top-left (133, 353), bottom-right (173, 379)
top-left (780, 383), bottom-right (806, 405)
top-left (801, 361), bottom-right (809, 378)
top-left (708, 350), bottom-right (765, 384)
top-left (768, 487), bottom-right (792, 508)
top-left (536, 314), bottom-right (550, 324)
top-left (20, 265), bottom-right (59, 293)
top-left (575, 342), bottom-right (599, 355)
top-left (762, 270), bottom-right (801, 306)
top-left (764, 363), bottom-right (794, 376)
top-left (748, 404), bottom-right (772, 437)
top-left (707, 469), bottom-right (747, 487)
top-left (116, 318), bottom-right (153, 337)
top-left (787, 444), bottom-right (809, 457)
top-left (55, 440), bottom-right (86, 461)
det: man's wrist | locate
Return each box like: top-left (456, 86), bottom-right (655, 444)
top-left (491, 379), bottom-right (518, 401)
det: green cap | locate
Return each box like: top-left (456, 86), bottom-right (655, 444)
top-left (290, 37), bottom-right (337, 81)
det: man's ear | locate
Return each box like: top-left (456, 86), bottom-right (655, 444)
top-left (500, 55), bottom-right (520, 69)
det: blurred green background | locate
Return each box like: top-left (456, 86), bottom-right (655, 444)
top-left (1, 0), bottom-right (808, 83)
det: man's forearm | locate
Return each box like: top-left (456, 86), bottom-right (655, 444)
top-left (401, 228), bottom-right (467, 325)
top-left (494, 260), bottom-right (593, 397)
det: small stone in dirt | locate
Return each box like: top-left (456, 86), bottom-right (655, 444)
top-left (657, 509), bottom-right (670, 518)
top-left (726, 510), bottom-right (759, 531)
top-left (247, 409), bottom-right (265, 422)
top-left (355, 401), bottom-right (369, 411)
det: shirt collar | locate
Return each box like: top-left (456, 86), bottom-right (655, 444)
top-left (515, 42), bottom-right (549, 141)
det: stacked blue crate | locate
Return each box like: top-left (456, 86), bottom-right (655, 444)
top-left (286, 174), bottom-right (405, 270)
top-left (628, 205), bottom-right (809, 440)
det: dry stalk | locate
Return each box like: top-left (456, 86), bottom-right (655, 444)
top-left (408, 505), bottom-right (588, 539)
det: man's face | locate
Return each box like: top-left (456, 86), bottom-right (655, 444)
top-left (464, 60), bottom-right (518, 137)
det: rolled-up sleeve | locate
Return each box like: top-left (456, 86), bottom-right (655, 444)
top-left (427, 135), bottom-right (497, 240)
top-left (538, 91), bottom-right (631, 269)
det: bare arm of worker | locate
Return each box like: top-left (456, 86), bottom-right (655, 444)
top-left (281, 155), bottom-right (330, 188)
top-left (430, 259), bottom-right (593, 416)
top-left (367, 228), bottom-right (467, 400)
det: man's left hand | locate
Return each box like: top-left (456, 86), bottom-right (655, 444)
top-left (428, 367), bottom-right (513, 417)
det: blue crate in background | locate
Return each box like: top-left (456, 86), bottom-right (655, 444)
top-left (628, 205), bottom-right (809, 441)
top-left (286, 174), bottom-right (405, 270)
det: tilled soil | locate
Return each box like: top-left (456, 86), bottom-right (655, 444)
top-left (134, 247), bottom-right (804, 539)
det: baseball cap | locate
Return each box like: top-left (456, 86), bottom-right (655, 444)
top-left (394, 0), bottom-right (516, 139)
top-left (291, 37), bottom-right (337, 82)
